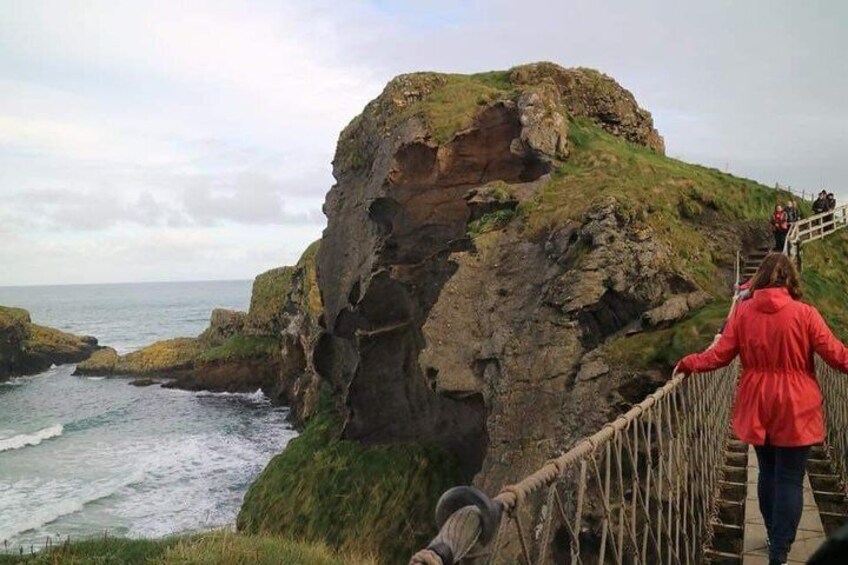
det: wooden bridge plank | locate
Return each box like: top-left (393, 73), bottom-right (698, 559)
top-left (742, 446), bottom-right (827, 564)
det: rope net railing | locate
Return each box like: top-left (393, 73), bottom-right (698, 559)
top-left (411, 361), bottom-right (740, 565)
top-left (818, 361), bottom-right (848, 496)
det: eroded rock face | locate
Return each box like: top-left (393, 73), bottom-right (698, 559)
top-left (313, 63), bottom-right (670, 476)
top-left (419, 198), bottom-right (703, 489)
top-left (317, 104), bottom-right (543, 463)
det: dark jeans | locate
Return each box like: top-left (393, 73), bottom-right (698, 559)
top-left (754, 444), bottom-right (812, 562)
top-left (774, 230), bottom-right (788, 252)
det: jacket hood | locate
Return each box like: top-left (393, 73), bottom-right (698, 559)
top-left (751, 287), bottom-right (793, 313)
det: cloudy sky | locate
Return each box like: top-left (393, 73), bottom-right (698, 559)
top-left (2, 0), bottom-right (846, 286)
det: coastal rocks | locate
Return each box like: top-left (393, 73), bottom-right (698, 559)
top-left (0, 305), bottom-right (101, 379)
top-left (129, 378), bottom-right (160, 387)
top-left (74, 328), bottom-right (280, 395)
top-left (76, 339), bottom-right (200, 375)
top-left (162, 358), bottom-right (280, 395)
top-left (76, 347), bottom-right (119, 375)
top-left (543, 199), bottom-right (698, 348)
top-left (0, 307), bottom-right (30, 379)
top-left (198, 309), bottom-right (247, 347)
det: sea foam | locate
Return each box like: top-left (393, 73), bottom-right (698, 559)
top-left (0, 471), bottom-right (145, 541)
top-left (0, 424), bottom-right (64, 453)
top-left (194, 389), bottom-right (268, 403)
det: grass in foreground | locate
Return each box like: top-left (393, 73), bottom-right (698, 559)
top-left (237, 394), bottom-right (464, 563)
top-left (0, 532), bottom-right (374, 565)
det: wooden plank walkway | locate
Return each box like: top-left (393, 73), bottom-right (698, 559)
top-left (743, 446), bottom-right (827, 564)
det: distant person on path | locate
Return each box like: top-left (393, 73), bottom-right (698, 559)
top-left (813, 190), bottom-right (829, 215)
top-left (785, 200), bottom-right (800, 224)
top-left (825, 192), bottom-right (837, 232)
top-left (770, 204), bottom-right (789, 252)
top-left (676, 254), bottom-right (848, 565)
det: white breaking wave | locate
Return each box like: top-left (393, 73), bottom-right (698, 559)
top-left (0, 424), bottom-right (64, 453)
top-left (0, 471), bottom-right (146, 541)
top-left (85, 377), bottom-right (106, 381)
top-left (1, 377), bottom-right (26, 386)
top-left (194, 389), bottom-right (268, 402)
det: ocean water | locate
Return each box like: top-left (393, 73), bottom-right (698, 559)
top-left (0, 281), bottom-right (296, 549)
top-left (0, 280), bottom-right (255, 354)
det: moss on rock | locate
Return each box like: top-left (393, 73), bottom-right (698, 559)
top-left (1, 305), bottom-right (100, 378)
top-left (199, 335), bottom-right (279, 363)
top-left (76, 346), bottom-right (120, 374)
top-left (114, 338), bottom-right (201, 374)
top-left (247, 267), bottom-right (295, 334)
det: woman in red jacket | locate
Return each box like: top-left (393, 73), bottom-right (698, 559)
top-left (677, 253), bottom-right (848, 565)
top-left (771, 203), bottom-right (790, 252)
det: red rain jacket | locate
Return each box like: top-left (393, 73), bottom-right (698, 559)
top-left (771, 210), bottom-right (789, 233)
top-left (678, 287), bottom-right (848, 446)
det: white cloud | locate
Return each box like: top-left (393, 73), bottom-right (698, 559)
top-left (2, 0), bottom-right (848, 285)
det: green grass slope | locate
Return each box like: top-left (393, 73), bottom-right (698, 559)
top-left (0, 532), bottom-right (374, 565)
top-left (236, 395), bottom-right (464, 563)
top-left (803, 229), bottom-right (848, 341)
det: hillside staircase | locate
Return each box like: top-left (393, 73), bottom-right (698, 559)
top-left (740, 246), bottom-right (773, 282)
top-left (410, 206), bottom-right (848, 565)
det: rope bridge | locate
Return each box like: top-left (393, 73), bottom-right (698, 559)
top-left (410, 363), bottom-right (739, 565)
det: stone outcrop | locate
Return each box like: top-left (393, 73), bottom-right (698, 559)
top-left (312, 63), bottom-right (669, 474)
top-left (0, 307), bottom-right (29, 379)
top-left (509, 63), bottom-right (665, 153)
top-left (198, 309), bottom-right (247, 347)
top-left (0, 305), bottom-right (101, 379)
top-left (642, 290), bottom-right (712, 328)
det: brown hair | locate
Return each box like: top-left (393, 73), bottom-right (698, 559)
top-left (749, 253), bottom-right (802, 299)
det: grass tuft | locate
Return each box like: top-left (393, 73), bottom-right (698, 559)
top-left (468, 209), bottom-right (516, 239)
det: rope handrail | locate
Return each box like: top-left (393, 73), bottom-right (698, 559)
top-left (817, 360), bottom-right (848, 501)
top-left (411, 300), bottom-right (742, 564)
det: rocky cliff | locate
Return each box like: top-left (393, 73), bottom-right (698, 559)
top-left (0, 306), bottom-right (101, 379)
top-left (240, 62), bottom-right (790, 559)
